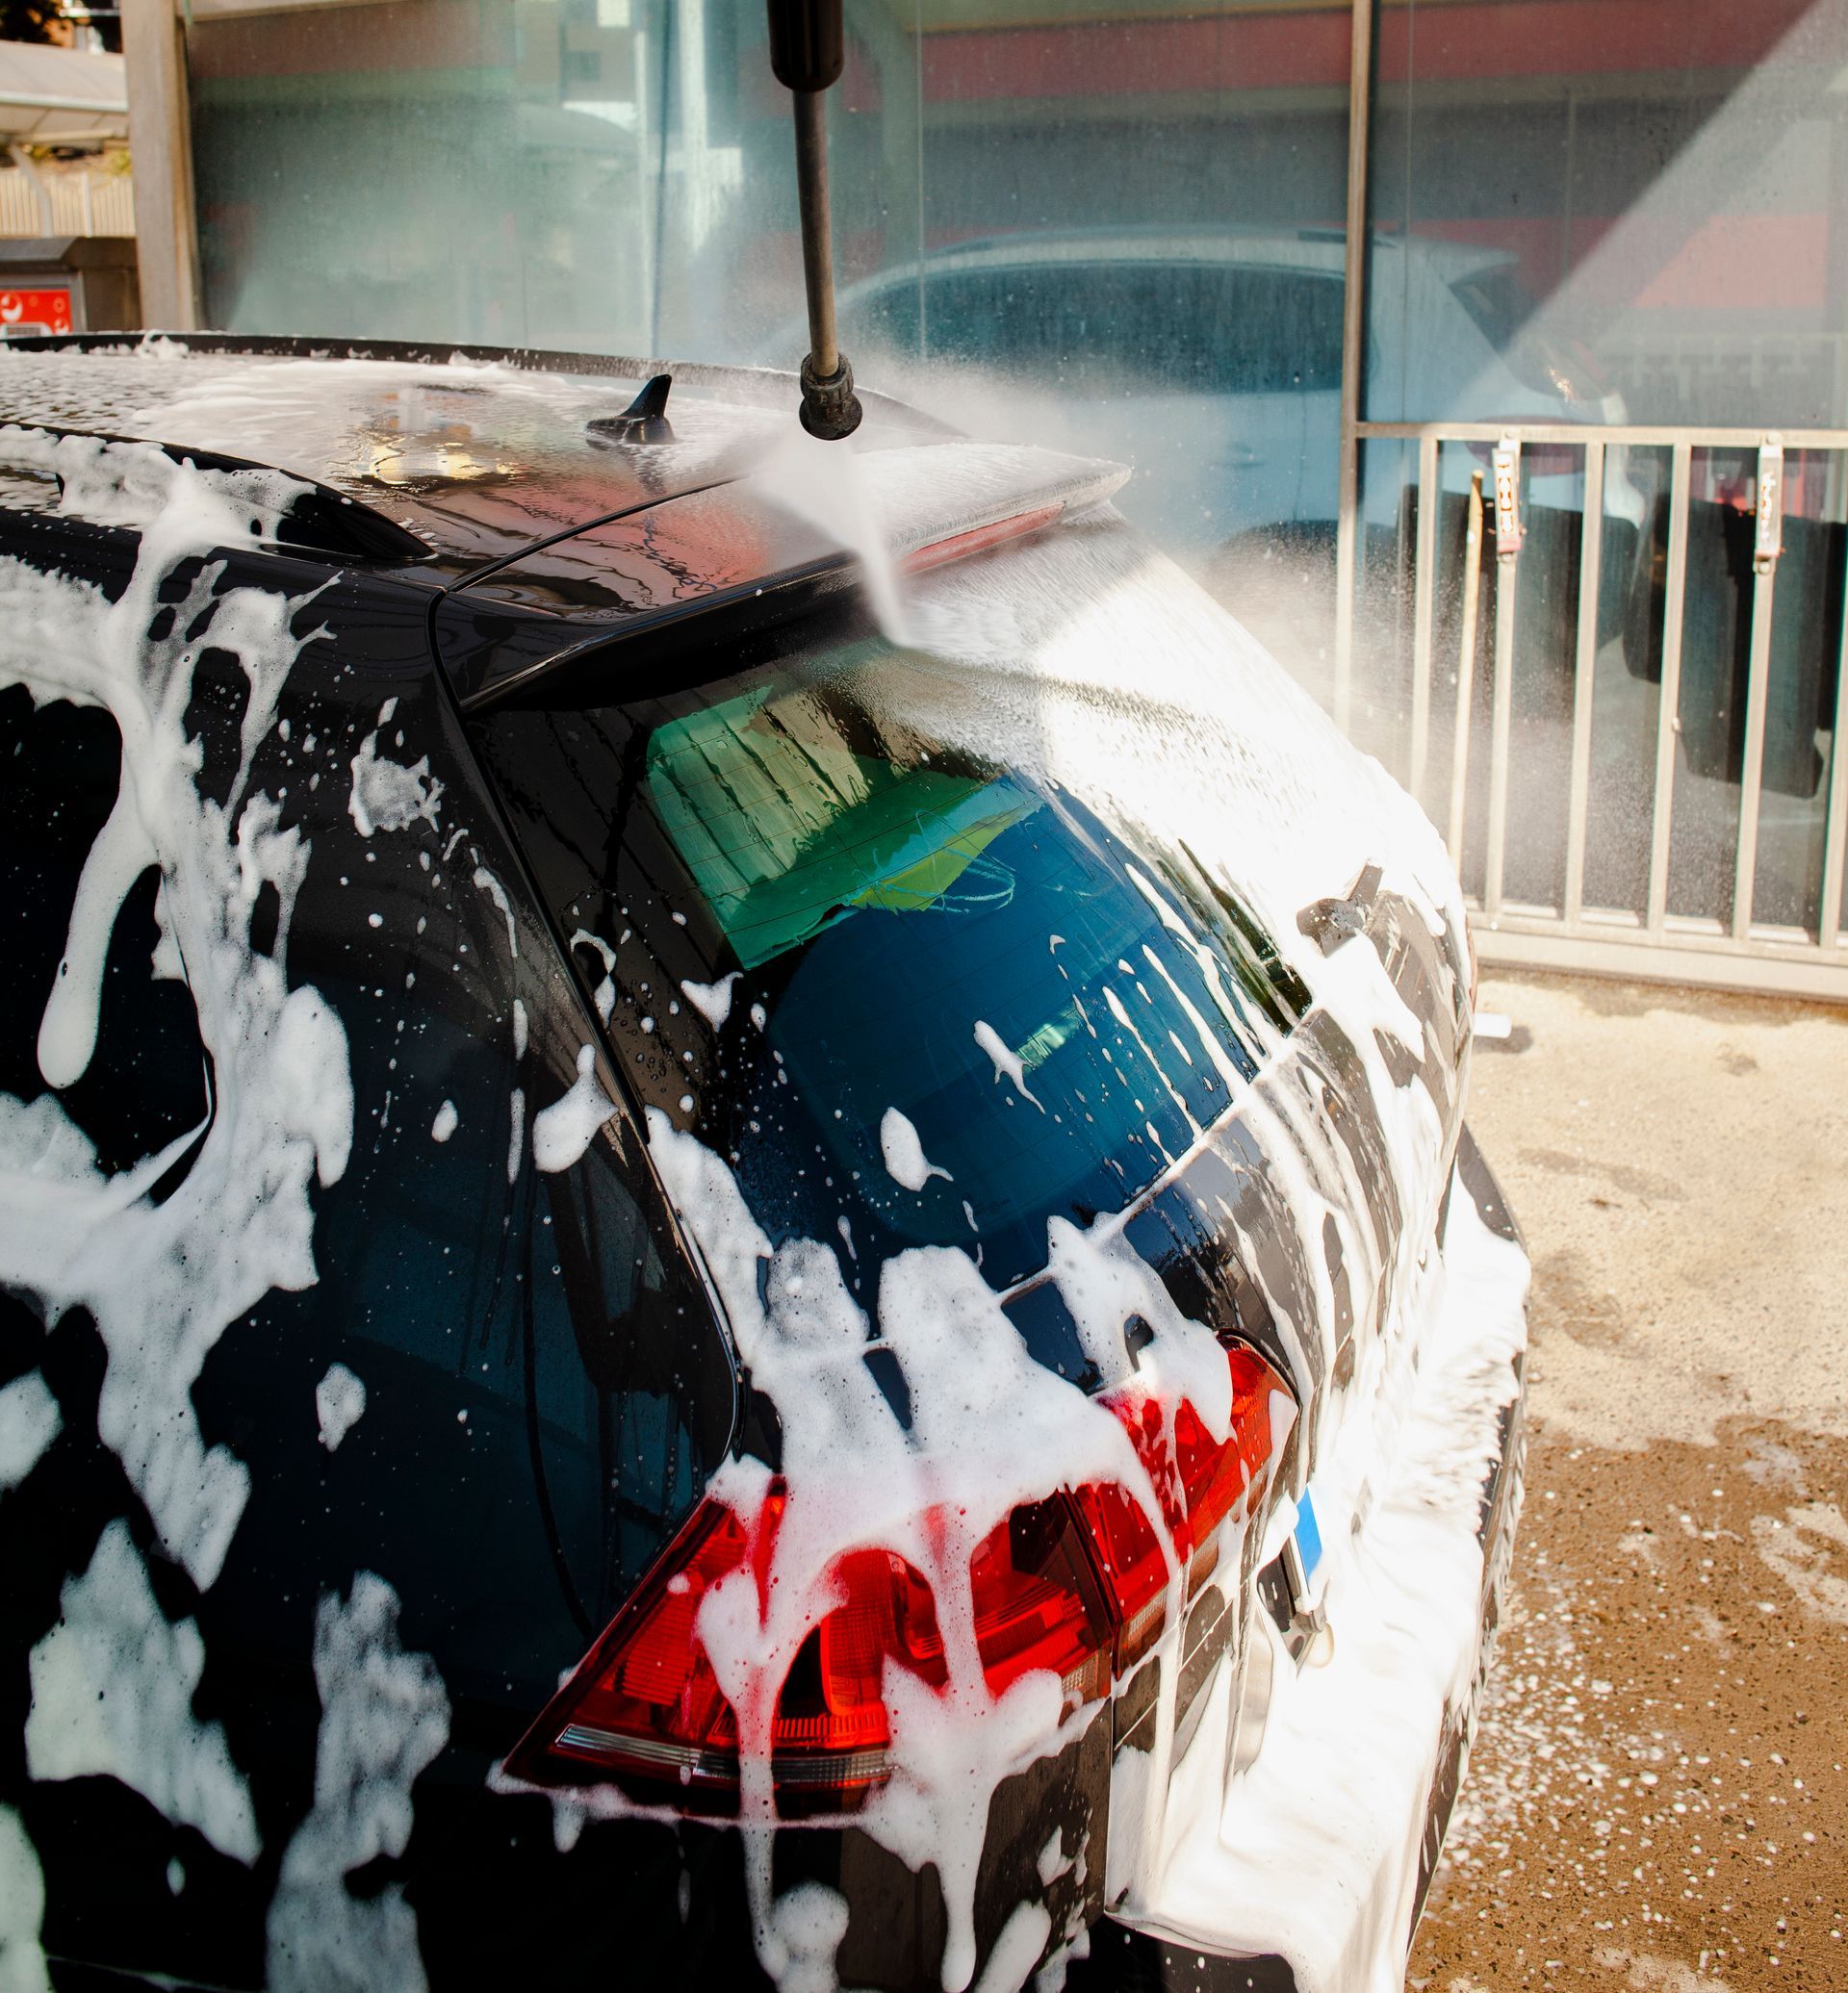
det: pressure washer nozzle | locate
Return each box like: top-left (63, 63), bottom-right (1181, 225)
top-left (799, 352), bottom-right (861, 442)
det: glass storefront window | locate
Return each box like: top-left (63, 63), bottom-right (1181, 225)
top-left (187, 0), bottom-right (1353, 592)
top-left (183, 0), bottom-right (1848, 955)
top-left (1369, 0), bottom-right (1848, 431)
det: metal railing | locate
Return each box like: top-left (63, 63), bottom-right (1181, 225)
top-left (0, 167), bottom-right (135, 239)
top-left (1343, 420), bottom-right (1848, 1000)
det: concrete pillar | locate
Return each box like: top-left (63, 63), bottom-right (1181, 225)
top-left (121, 0), bottom-right (200, 329)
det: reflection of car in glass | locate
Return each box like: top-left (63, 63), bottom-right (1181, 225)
top-left (827, 229), bottom-right (1641, 561)
top-left (0, 336), bottom-right (1527, 1993)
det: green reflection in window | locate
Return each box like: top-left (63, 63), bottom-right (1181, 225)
top-left (645, 678), bottom-right (1040, 971)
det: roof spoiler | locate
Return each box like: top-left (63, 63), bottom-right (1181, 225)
top-left (452, 440), bottom-right (1130, 712)
top-left (864, 440), bottom-right (1128, 572)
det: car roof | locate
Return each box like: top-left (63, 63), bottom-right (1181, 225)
top-left (0, 333), bottom-right (951, 572)
top-left (836, 226), bottom-right (1519, 294)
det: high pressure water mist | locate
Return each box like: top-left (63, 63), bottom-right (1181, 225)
top-left (767, 0), bottom-right (862, 441)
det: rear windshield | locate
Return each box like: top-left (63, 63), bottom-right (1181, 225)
top-left (474, 607), bottom-right (1307, 1294)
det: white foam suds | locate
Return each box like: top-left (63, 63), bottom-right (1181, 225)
top-left (1125, 1192), bottom-right (1527, 1992)
top-left (971, 1020), bottom-right (1042, 1111)
top-left (749, 426), bottom-right (911, 645)
top-left (315, 1363), bottom-right (368, 1452)
top-left (511, 997), bottom-right (528, 1060)
top-left (0, 422), bottom-right (294, 539)
top-left (879, 1106), bottom-right (951, 1190)
top-left (26, 1520), bottom-right (261, 1863)
top-left (347, 723), bottom-right (442, 839)
top-left (532, 1045), bottom-right (618, 1174)
top-left (0, 1803), bottom-right (48, 1993)
top-left (266, 1574), bottom-right (450, 1993)
top-left (1753, 1500), bottom-right (1848, 1623)
top-left (972, 1903), bottom-right (1052, 1993)
top-left (472, 865), bottom-right (518, 958)
top-left (572, 929), bottom-right (618, 1023)
top-left (430, 1100), bottom-right (458, 1143)
top-left (760, 1881), bottom-right (850, 1993)
top-left (646, 1111), bottom-right (1182, 1992)
top-left (0, 1370), bottom-right (60, 1494)
top-left (680, 972), bottom-right (739, 1031)
top-left (0, 437), bottom-right (354, 1589)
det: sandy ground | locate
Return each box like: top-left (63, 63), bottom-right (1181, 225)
top-left (1406, 972), bottom-right (1848, 1993)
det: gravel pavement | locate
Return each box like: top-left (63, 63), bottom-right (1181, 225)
top-left (1407, 972), bottom-right (1848, 1993)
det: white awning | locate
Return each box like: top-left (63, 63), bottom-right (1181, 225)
top-left (0, 40), bottom-right (128, 144)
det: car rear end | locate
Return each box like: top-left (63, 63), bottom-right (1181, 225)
top-left (0, 345), bottom-right (1525, 1993)
top-left (447, 421), bottom-right (1529, 1990)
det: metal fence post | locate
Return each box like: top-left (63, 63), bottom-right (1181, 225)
top-left (1821, 520), bottom-right (1848, 952)
top-left (1482, 433), bottom-right (1523, 920)
top-left (1331, 0), bottom-right (1375, 736)
top-left (1409, 433), bottom-right (1439, 802)
top-left (1447, 470), bottom-right (1485, 870)
top-left (1732, 435), bottom-right (1784, 937)
top-left (1646, 442), bottom-right (1694, 934)
top-left (1563, 440), bottom-right (1605, 924)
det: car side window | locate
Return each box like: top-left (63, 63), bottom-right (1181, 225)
top-left (1180, 268), bottom-right (1344, 396)
top-left (911, 261), bottom-right (1345, 398)
top-left (920, 265), bottom-right (1147, 387)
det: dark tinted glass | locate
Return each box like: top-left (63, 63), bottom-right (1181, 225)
top-left (475, 612), bottom-right (1304, 1295)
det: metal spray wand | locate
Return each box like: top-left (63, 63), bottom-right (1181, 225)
top-left (766, 0), bottom-right (863, 440)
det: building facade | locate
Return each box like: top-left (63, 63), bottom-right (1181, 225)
top-left (125, 0), bottom-right (1848, 991)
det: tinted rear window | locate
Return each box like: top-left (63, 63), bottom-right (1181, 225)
top-left (474, 611), bottom-right (1307, 1293)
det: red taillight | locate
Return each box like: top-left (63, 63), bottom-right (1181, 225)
top-left (531, 1497), bottom-right (752, 1799)
top-left (504, 1342), bottom-right (1287, 1813)
top-left (970, 1495), bottom-right (1116, 1706)
top-left (1078, 1343), bottom-right (1286, 1665)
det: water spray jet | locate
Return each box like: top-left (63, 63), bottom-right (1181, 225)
top-left (767, 0), bottom-right (862, 441)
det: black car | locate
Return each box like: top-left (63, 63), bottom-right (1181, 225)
top-left (0, 336), bottom-right (1527, 1993)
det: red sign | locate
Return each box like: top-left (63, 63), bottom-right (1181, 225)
top-left (0, 287), bottom-right (73, 336)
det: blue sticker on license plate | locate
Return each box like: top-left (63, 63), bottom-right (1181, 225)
top-left (1295, 1490), bottom-right (1324, 1581)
